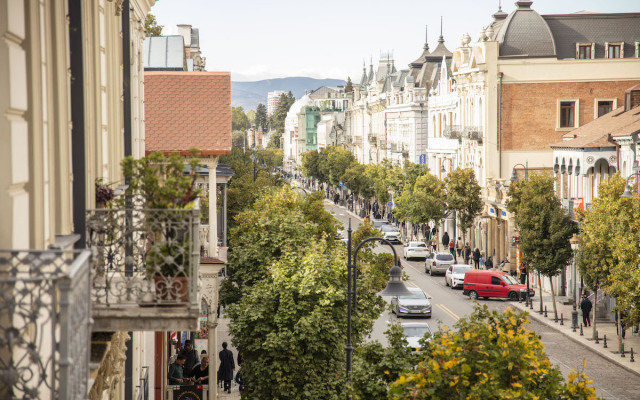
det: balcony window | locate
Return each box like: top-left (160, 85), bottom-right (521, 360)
top-left (559, 101), bottom-right (576, 128)
top-left (577, 44), bottom-right (593, 59)
top-left (606, 42), bottom-right (623, 59)
top-left (597, 100), bottom-right (613, 117)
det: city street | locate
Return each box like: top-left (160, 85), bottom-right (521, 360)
top-left (326, 201), bottom-right (640, 400)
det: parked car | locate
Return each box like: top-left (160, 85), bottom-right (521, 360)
top-left (425, 252), bottom-right (455, 276)
top-left (391, 287), bottom-right (432, 318)
top-left (445, 264), bottom-right (473, 288)
top-left (463, 270), bottom-right (535, 301)
top-left (380, 225), bottom-right (402, 244)
top-left (372, 219), bottom-right (388, 229)
top-left (401, 322), bottom-right (432, 351)
top-left (403, 241), bottom-right (428, 260)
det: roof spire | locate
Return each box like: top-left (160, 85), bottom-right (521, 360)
top-left (499, 0), bottom-right (502, 11)
top-left (438, 16), bottom-right (444, 44)
top-left (424, 25), bottom-right (429, 51)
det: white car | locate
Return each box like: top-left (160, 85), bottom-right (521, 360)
top-left (391, 287), bottom-right (432, 318)
top-left (425, 252), bottom-right (455, 275)
top-left (401, 322), bottom-right (432, 351)
top-left (380, 225), bottom-right (402, 244)
top-left (403, 241), bottom-right (428, 260)
top-left (445, 264), bottom-right (473, 289)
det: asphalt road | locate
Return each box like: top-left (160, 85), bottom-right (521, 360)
top-left (327, 203), bottom-right (640, 400)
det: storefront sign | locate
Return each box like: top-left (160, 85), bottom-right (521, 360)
top-left (573, 198), bottom-right (584, 210)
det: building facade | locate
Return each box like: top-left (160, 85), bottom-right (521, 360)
top-left (267, 90), bottom-right (286, 116)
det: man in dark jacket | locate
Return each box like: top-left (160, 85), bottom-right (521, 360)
top-left (219, 342), bottom-right (235, 393)
top-left (580, 294), bottom-right (592, 327)
top-left (179, 340), bottom-right (200, 377)
top-left (472, 248), bottom-right (481, 269)
top-left (441, 232), bottom-right (450, 251)
top-left (168, 355), bottom-right (189, 385)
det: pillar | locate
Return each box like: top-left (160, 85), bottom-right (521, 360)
top-left (200, 262), bottom-right (222, 400)
top-left (207, 159), bottom-right (218, 258)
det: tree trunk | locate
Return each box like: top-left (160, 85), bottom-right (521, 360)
top-left (537, 270), bottom-right (544, 314)
top-left (592, 288), bottom-right (598, 340)
top-left (549, 275), bottom-right (558, 320)
top-left (617, 310), bottom-right (623, 354)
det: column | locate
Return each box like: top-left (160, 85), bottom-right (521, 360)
top-left (223, 183), bottom-right (228, 246)
top-left (200, 262), bottom-right (221, 400)
top-left (207, 159), bottom-right (218, 258)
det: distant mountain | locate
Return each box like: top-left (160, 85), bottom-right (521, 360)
top-left (231, 77), bottom-right (347, 111)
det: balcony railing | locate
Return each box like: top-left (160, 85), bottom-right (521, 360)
top-left (86, 208), bottom-right (200, 331)
top-left (464, 126), bottom-right (483, 141)
top-left (0, 249), bottom-right (92, 400)
top-left (443, 125), bottom-right (463, 139)
top-left (368, 135), bottom-right (377, 144)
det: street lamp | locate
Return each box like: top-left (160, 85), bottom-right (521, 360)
top-left (345, 219), bottom-right (410, 396)
top-left (570, 235), bottom-right (580, 331)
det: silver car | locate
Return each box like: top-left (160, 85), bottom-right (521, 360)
top-left (402, 322), bottom-right (432, 350)
top-left (445, 264), bottom-right (473, 288)
top-left (391, 287), bottom-right (432, 318)
top-left (425, 252), bottom-right (455, 276)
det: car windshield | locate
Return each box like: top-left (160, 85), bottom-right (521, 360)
top-left (381, 226), bottom-right (397, 232)
top-left (399, 290), bottom-right (427, 300)
top-left (403, 326), bottom-right (431, 337)
top-left (408, 242), bottom-right (426, 247)
top-left (436, 254), bottom-right (454, 261)
top-left (501, 274), bottom-right (520, 285)
top-left (452, 266), bottom-right (472, 274)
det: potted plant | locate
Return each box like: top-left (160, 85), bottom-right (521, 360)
top-left (120, 150), bottom-right (202, 302)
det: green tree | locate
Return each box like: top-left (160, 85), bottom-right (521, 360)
top-left (269, 92), bottom-right (296, 133)
top-left (144, 14), bottom-right (163, 37)
top-left (577, 173), bottom-right (640, 344)
top-left (395, 173), bottom-right (446, 234)
top-left (345, 77), bottom-right (354, 92)
top-left (267, 131), bottom-right (282, 149)
top-left (445, 168), bottom-right (483, 242)
top-left (389, 306), bottom-right (598, 400)
top-left (232, 106), bottom-right (250, 131)
top-left (342, 163), bottom-right (374, 200)
top-left (255, 147), bottom-right (283, 170)
top-left (301, 150), bottom-right (323, 182)
top-left (232, 130), bottom-right (245, 149)
top-left (506, 174), bottom-right (576, 317)
top-left (254, 103), bottom-right (268, 131)
top-left (246, 109), bottom-right (256, 124)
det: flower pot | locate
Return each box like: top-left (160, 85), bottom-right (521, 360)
top-left (153, 275), bottom-right (189, 303)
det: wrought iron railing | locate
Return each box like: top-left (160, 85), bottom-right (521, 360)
top-left (0, 249), bottom-right (92, 400)
top-left (464, 126), bottom-right (483, 140)
top-left (136, 366), bottom-right (149, 400)
top-left (443, 125), bottom-right (463, 139)
top-left (86, 208), bottom-right (200, 308)
top-left (368, 135), bottom-right (377, 144)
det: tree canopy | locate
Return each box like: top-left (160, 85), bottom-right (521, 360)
top-left (144, 14), bottom-right (163, 36)
top-left (269, 92), bottom-right (295, 133)
top-left (254, 103), bottom-right (268, 131)
top-left (445, 168), bottom-right (483, 241)
top-left (232, 106), bottom-right (250, 131)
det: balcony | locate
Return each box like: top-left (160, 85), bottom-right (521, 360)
top-left (443, 125), bottom-right (463, 139)
top-left (464, 126), bottom-right (483, 141)
top-left (0, 249), bottom-right (92, 399)
top-left (368, 134), bottom-right (377, 144)
top-left (86, 208), bottom-right (200, 331)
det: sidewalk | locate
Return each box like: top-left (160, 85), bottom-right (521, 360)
top-left (214, 306), bottom-right (241, 399)
top-left (510, 296), bottom-right (640, 377)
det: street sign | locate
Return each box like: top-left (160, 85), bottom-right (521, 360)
top-left (387, 201), bottom-right (393, 208)
top-left (419, 154), bottom-right (426, 165)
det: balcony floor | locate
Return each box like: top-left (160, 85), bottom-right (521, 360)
top-left (92, 304), bottom-right (200, 331)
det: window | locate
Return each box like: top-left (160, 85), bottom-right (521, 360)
top-left (597, 101), bottom-right (613, 117)
top-left (578, 44), bottom-right (591, 59)
top-left (606, 42), bottom-right (623, 59)
top-left (560, 101), bottom-right (575, 128)
top-left (491, 277), bottom-right (502, 285)
top-left (636, 42), bottom-right (640, 58)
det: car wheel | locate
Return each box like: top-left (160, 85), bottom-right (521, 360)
top-left (445, 279), bottom-right (449, 287)
top-left (429, 267), bottom-right (433, 276)
top-left (469, 290), bottom-right (478, 300)
top-left (509, 291), bottom-right (519, 301)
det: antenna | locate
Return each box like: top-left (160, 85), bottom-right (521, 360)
top-left (440, 16), bottom-right (443, 36)
top-left (425, 25), bottom-right (428, 43)
top-left (499, 0), bottom-right (502, 11)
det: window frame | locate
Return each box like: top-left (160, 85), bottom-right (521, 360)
top-left (593, 98), bottom-right (617, 119)
top-left (556, 99), bottom-right (579, 131)
top-left (575, 42), bottom-right (595, 60)
top-left (636, 42), bottom-right (640, 58)
top-left (605, 42), bottom-right (624, 59)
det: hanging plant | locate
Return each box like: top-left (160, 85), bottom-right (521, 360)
top-left (95, 178), bottom-right (115, 207)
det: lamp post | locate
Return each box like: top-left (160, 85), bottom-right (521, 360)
top-left (510, 162), bottom-right (530, 306)
top-left (345, 219), bottom-right (411, 397)
top-left (570, 235), bottom-right (580, 330)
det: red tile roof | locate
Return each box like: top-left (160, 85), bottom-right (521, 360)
top-left (144, 71), bottom-right (232, 155)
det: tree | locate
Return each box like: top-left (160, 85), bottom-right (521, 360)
top-left (269, 92), bottom-right (296, 133)
top-left (506, 174), bottom-right (576, 318)
top-left (345, 77), bottom-right (354, 92)
top-left (246, 109), bottom-right (256, 124)
top-left (389, 305), bottom-right (598, 399)
top-left (267, 131), bottom-right (282, 149)
top-left (232, 106), bottom-right (250, 131)
top-left (144, 14), bottom-right (163, 37)
top-left (445, 168), bottom-right (483, 242)
top-left (576, 173), bottom-right (640, 345)
top-left (232, 130), bottom-right (245, 149)
top-left (320, 147), bottom-right (356, 187)
top-left (301, 150), bottom-right (322, 182)
top-left (255, 148), bottom-right (283, 171)
top-left (395, 173), bottom-right (446, 233)
top-left (254, 103), bottom-right (267, 131)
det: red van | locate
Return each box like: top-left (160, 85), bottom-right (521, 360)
top-left (463, 270), bottom-right (534, 301)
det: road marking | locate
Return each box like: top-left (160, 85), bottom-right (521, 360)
top-left (437, 304), bottom-right (459, 321)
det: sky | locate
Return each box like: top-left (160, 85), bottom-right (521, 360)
top-left (151, 0), bottom-right (639, 82)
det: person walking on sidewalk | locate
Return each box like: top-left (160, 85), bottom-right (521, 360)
top-left (218, 342), bottom-right (235, 393)
top-left (472, 248), bottom-right (480, 269)
top-left (580, 294), bottom-right (592, 327)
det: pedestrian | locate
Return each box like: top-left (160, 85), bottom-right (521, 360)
top-left (456, 237), bottom-right (463, 257)
top-left (448, 239), bottom-right (455, 260)
top-left (168, 355), bottom-right (191, 385)
top-left (464, 243), bottom-right (471, 264)
top-left (235, 368), bottom-right (246, 393)
top-left (479, 254), bottom-right (485, 268)
top-left (473, 248), bottom-right (480, 269)
top-left (485, 256), bottom-right (493, 270)
top-left (190, 355), bottom-right (209, 384)
top-left (580, 293), bottom-right (592, 327)
top-left (218, 342), bottom-right (235, 393)
top-left (520, 266), bottom-right (527, 284)
top-left (442, 232), bottom-right (450, 251)
top-left (615, 311), bottom-right (626, 339)
top-left (179, 340), bottom-right (200, 377)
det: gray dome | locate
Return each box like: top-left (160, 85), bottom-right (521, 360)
top-left (496, 1), bottom-right (556, 58)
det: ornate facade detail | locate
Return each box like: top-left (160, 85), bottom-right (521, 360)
top-left (89, 332), bottom-right (130, 400)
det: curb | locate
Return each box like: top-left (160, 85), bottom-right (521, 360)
top-left (510, 301), bottom-right (640, 378)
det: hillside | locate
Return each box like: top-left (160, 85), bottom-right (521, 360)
top-left (231, 77), bottom-right (346, 110)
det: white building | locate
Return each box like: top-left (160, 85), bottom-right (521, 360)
top-left (283, 94), bottom-right (313, 174)
top-left (268, 90), bottom-right (286, 116)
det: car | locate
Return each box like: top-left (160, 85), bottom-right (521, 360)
top-left (425, 252), bottom-right (455, 276)
top-left (380, 225), bottom-right (402, 244)
top-left (403, 241), bottom-right (428, 260)
top-left (390, 287), bottom-right (432, 318)
top-left (401, 322), bottom-right (432, 350)
top-left (463, 270), bottom-right (535, 301)
top-left (372, 219), bottom-right (389, 229)
top-left (445, 264), bottom-right (473, 288)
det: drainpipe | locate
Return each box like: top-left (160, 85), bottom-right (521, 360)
top-left (497, 72), bottom-right (503, 179)
top-left (69, 0), bottom-right (86, 249)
